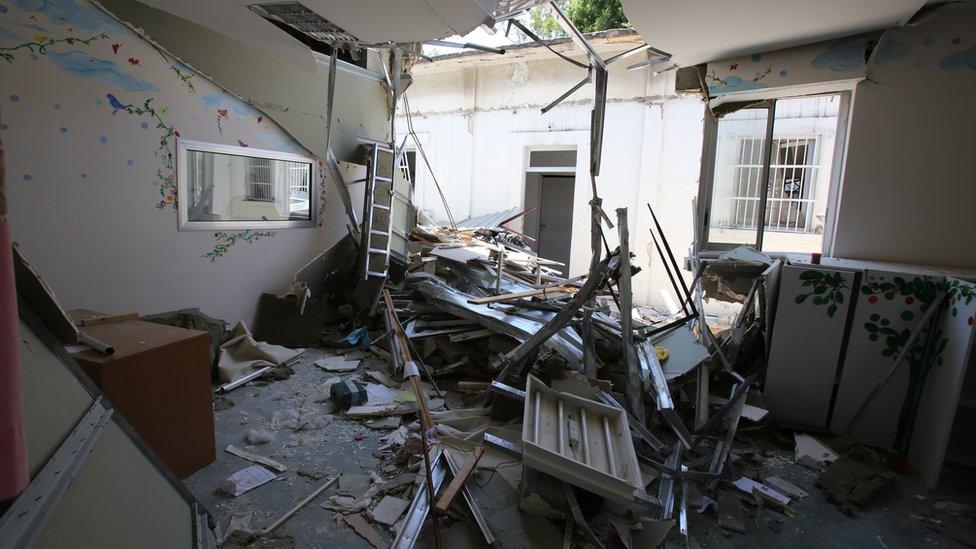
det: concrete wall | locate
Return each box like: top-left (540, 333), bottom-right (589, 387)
top-left (398, 45), bottom-right (706, 308)
top-left (0, 0), bottom-right (370, 324)
top-left (832, 4), bottom-right (976, 268)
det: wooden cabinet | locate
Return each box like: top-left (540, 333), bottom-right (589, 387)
top-left (68, 309), bottom-right (215, 478)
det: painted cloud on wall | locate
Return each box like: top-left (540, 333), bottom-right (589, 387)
top-left (0, 23), bottom-right (23, 41)
top-left (2, 0), bottom-right (317, 261)
top-left (200, 92), bottom-right (258, 117)
top-left (48, 50), bottom-right (157, 91)
top-left (874, 39), bottom-right (912, 65)
top-left (811, 35), bottom-right (872, 71)
top-left (12, 0), bottom-right (124, 32)
top-left (939, 44), bottom-right (976, 71)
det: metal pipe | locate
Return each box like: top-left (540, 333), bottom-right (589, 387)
top-left (508, 18), bottom-right (588, 69)
top-left (603, 416), bottom-right (616, 477)
top-left (215, 366), bottom-right (272, 394)
top-left (533, 392), bottom-right (541, 445)
top-left (541, 73), bottom-right (590, 114)
top-left (557, 399), bottom-right (566, 455)
top-left (580, 408), bottom-right (589, 465)
top-left (424, 40), bottom-right (505, 55)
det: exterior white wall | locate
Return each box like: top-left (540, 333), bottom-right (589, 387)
top-left (398, 42), bottom-right (706, 308)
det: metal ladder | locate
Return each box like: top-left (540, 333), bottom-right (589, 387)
top-left (362, 143), bottom-right (396, 279)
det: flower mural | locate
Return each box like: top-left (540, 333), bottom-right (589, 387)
top-left (202, 230), bottom-right (278, 261)
top-left (0, 31), bottom-right (106, 62)
top-left (108, 95), bottom-right (179, 209)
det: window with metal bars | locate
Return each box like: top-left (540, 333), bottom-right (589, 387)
top-left (727, 136), bottom-right (820, 233)
top-left (700, 93), bottom-right (849, 254)
top-left (245, 157), bottom-right (274, 202)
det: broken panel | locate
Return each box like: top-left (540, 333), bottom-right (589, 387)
top-left (765, 265), bottom-right (856, 429)
top-left (522, 375), bottom-right (642, 503)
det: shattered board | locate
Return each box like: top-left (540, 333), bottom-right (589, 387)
top-left (651, 322), bottom-right (710, 380)
top-left (521, 376), bottom-right (642, 503)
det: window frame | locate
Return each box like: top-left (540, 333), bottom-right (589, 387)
top-left (176, 139), bottom-right (319, 231)
top-left (697, 91), bottom-right (852, 256)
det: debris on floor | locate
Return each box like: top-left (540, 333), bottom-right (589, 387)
top-left (179, 206), bottom-right (976, 548)
top-left (816, 447), bottom-right (896, 516)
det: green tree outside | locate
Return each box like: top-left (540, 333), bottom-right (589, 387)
top-left (526, 0), bottom-right (630, 39)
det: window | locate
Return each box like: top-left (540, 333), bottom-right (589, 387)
top-left (245, 158), bottom-right (274, 202)
top-left (177, 140), bottom-right (317, 230)
top-left (700, 93), bottom-right (849, 254)
top-left (403, 150), bottom-right (417, 192)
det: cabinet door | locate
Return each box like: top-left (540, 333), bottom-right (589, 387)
top-left (765, 265), bottom-right (856, 428)
top-left (831, 270), bottom-right (941, 449)
top-left (908, 277), bottom-right (976, 487)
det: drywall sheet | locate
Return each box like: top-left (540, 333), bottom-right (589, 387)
top-left (765, 265), bottom-right (855, 428)
top-left (18, 320), bottom-right (95, 477)
top-left (621, 0), bottom-right (923, 66)
top-left (830, 270), bottom-right (940, 449)
top-left (37, 421), bottom-right (194, 548)
top-left (99, 0), bottom-right (390, 162)
top-left (136, 0), bottom-right (485, 47)
top-left (16, 312), bottom-right (200, 547)
top-left (908, 277), bottom-right (976, 488)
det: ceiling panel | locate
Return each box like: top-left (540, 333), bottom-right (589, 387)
top-left (135, 0), bottom-right (501, 71)
top-left (620, 0), bottom-right (927, 66)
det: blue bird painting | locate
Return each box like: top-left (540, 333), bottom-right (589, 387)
top-left (106, 92), bottom-right (132, 113)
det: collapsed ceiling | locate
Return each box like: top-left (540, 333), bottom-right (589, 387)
top-left (133, 0), bottom-right (549, 71)
top-left (619, 0), bottom-right (928, 66)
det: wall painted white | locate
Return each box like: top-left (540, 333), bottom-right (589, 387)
top-left (0, 0), bottom-right (363, 325)
top-left (832, 4), bottom-right (976, 268)
top-left (397, 40), bottom-right (706, 308)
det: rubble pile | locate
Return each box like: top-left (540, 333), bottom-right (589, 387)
top-left (285, 214), bottom-right (828, 548)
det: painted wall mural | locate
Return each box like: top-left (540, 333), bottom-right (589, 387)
top-left (0, 0), bottom-right (346, 326)
top-left (858, 274), bottom-right (945, 450)
top-left (0, 0), bottom-right (325, 260)
top-left (793, 269), bottom-right (849, 318)
top-left (705, 34), bottom-right (876, 96)
top-left (829, 268), bottom-right (976, 452)
top-left (203, 230), bottom-right (278, 262)
top-left (707, 12), bottom-right (976, 98)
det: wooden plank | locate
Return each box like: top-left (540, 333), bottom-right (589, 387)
top-left (456, 381), bottom-right (491, 392)
top-left (226, 445), bottom-right (287, 473)
top-left (449, 329), bottom-right (494, 343)
top-left (79, 312), bottom-right (140, 327)
top-left (434, 446), bottom-right (485, 514)
top-left (466, 285), bottom-right (576, 305)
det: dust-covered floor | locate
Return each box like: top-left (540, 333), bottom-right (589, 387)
top-left (184, 348), bottom-right (976, 549)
